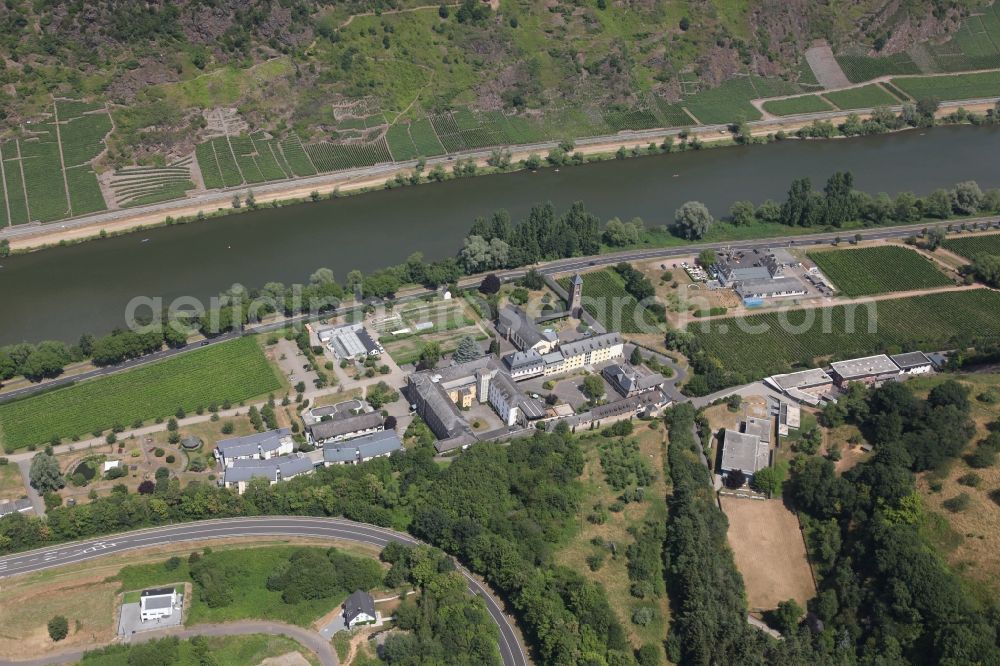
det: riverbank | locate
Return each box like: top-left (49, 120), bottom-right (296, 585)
top-left (3, 99), bottom-right (995, 253)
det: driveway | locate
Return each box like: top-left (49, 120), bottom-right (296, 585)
top-left (318, 611), bottom-right (346, 639)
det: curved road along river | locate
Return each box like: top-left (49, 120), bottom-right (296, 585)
top-left (0, 517), bottom-right (529, 666)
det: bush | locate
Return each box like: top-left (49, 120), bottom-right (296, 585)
top-left (957, 472), bottom-right (982, 488)
top-left (164, 556), bottom-right (182, 570)
top-left (943, 493), bottom-right (972, 513)
top-left (585, 552), bottom-right (606, 571)
top-left (154, 448), bottom-right (165, 457)
top-left (47, 615), bottom-right (69, 641)
top-left (165, 455), bottom-right (176, 464)
top-left (221, 422), bottom-right (235, 435)
top-left (631, 606), bottom-right (655, 626)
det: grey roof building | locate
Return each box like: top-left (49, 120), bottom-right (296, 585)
top-left (216, 429), bottom-right (292, 461)
top-left (830, 354), bottom-right (901, 384)
top-left (0, 498), bottom-right (33, 518)
top-left (891, 351), bottom-right (933, 372)
top-left (324, 430), bottom-right (403, 465)
top-left (734, 276), bottom-right (806, 300)
top-left (222, 454), bottom-right (315, 488)
top-left (602, 364), bottom-right (665, 397)
top-left (497, 306), bottom-right (557, 352)
top-left (721, 429), bottom-right (770, 477)
top-left (743, 417), bottom-right (772, 444)
top-left (559, 332), bottom-right (624, 360)
top-left (766, 368), bottom-right (834, 392)
top-left (307, 412), bottom-right (384, 443)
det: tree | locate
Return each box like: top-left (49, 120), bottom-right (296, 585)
top-left (138, 480), bottom-right (155, 494)
top-left (770, 599), bottom-right (803, 635)
top-left (926, 226), bottom-right (946, 250)
top-left (924, 189), bottom-right (952, 219)
top-left (972, 254), bottom-right (1000, 288)
top-left (479, 273), bottom-right (501, 295)
top-left (418, 341), bottom-right (442, 369)
top-left (29, 453), bottom-right (64, 493)
top-left (823, 171), bottom-right (857, 227)
top-left (630, 347), bottom-right (643, 366)
top-left (460, 235), bottom-right (510, 272)
top-left (47, 615), bottom-right (69, 641)
top-left (951, 180), bottom-right (983, 215)
top-left (524, 153), bottom-right (542, 170)
top-left (452, 335), bottom-right (482, 363)
top-left (728, 200), bottom-right (755, 226)
top-left (581, 374), bottom-right (605, 402)
top-left (672, 201), bottom-right (713, 240)
top-left (697, 249), bottom-right (716, 268)
top-left (916, 96), bottom-right (940, 119)
top-left (0, 239), bottom-right (9, 258)
top-left (750, 464), bottom-right (785, 497)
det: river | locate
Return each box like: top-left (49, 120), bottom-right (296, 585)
top-left (2, 124), bottom-right (1000, 345)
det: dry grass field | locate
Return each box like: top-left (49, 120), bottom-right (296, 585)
top-left (719, 496), bottom-right (815, 612)
top-left (0, 463), bottom-right (25, 501)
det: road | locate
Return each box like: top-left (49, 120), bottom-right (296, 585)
top-left (2, 621), bottom-right (339, 666)
top-left (0, 517), bottom-right (529, 666)
top-left (1, 97), bottom-right (996, 246)
top-left (5, 216), bottom-right (994, 406)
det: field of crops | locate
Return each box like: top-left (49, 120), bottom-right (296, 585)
top-left (891, 71), bottom-right (1000, 101)
top-left (943, 232), bottom-right (1000, 260)
top-left (0, 337), bottom-right (282, 451)
top-left (835, 53), bottom-right (921, 83)
top-left (1, 141), bottom-right (30, 225)
top-left (809, 246), bottom-right (952, 297)
top-left (925, 4), bottom-right (1000, 72)
top-left (563, 270), bottom-right (661, 334)
top-left (111, 158), bottom-right (196, 207)
top-left (278, 135), bottom-right (317, 177)
top-left (386, 123), bottom-right (420, 161)
top-left (305, 138), bottom-right (392, 172)
top-left (680, 77), bottom-right (764, 124)
top-left (407, 118), bottom-right (446, 156)
top-left (195, 138), bottom-right (245, 189)
top-left (823, 84), bottom-right (899, 109)
top-left (689, 289), bottom-right (1000, 379)
top-left (761, 95), bottom-right (834, 116)
top-left (64, 165), bottom-right (107, 215)
top-left (602, 107), bottom-right (660, 131)
top-left (19, 123), bottom-right (69, 222)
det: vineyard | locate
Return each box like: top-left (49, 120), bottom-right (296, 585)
top-left (305, 137), bottom-right (392, 172)
top-left (809, 246), bottom-right (952, 297)
top-left (762, 95), bottom-right (834, 116)
top-left (679, 77), bottom-right (763, 125)
top-left (943, 232), bottom-right (1000, 260)
top-left (891, 70), bottom-right (1000, 102)
top-left (0, 337), bottom-right (282, 451)
top-left (110, 158), bottom-right (196, 208)
top-left (835, 53), bottom-right (921, 84)
top-left (562, 270), bottom-right (661, 334)
top-left (689, 289), bottom-right (1000, 380)
top-left (823, 84), bottom-right (899, 109)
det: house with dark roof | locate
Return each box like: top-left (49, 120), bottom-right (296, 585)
top-left (343, 590), bottom-right (377, 628)
top-left (602, 364), bottom-right (665, 398)
top-left (0, 498), bottom-right (34, 518)
top-left (891, 351), bottom-right (933, 375)
top-left (307, 412), bottom-right (384, 445)
top-left (323, 430), bottom-right (403, 466)
top-left (503, 349), bottom-right (545, 380)
top-left (496, 306), bottom-right (558, 354)
top-left (215, 429), bottom-right (293, 467)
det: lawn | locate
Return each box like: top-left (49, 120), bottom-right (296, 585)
top-left (761, 95), bottom-right (834, 116)
top-left (0, 463), bottom-right (25, 501)
top-left (80, 634), bottom-right (318, 666)
top-left (114, 546), bottom-right (373, 627)
top-left (943, 232), bottom-right (1000, 260)
top-left (823, 84), bottom-right (899, 110)
top-left (808, 246), bottom-right (952, 297)
top-left (688, 288), bottom-right (1000, 380)
top-left (561, 269), bottom-right (662, 334)
top-left (0, 337), bottom-right (282, 451)
top-left (891, 71), bottom-right (1000, 101)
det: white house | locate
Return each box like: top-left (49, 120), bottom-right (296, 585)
top-left (343, 590), bottom-right (377, 628)
top-left (139, 587), bottom-right (178, 622)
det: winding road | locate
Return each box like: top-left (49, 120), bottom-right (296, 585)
top-left (0, 517), bottom-right (529, 666)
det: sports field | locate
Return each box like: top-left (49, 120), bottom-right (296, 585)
top-left (720, 497), bottom-right (815, 611)
top-left (0, 337), bottom-right (282, 451)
